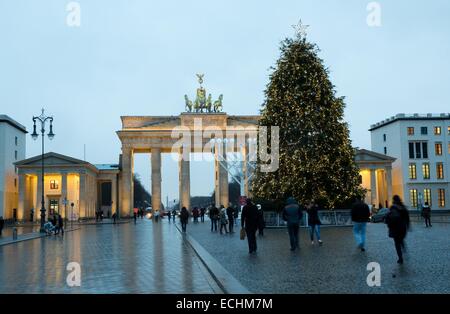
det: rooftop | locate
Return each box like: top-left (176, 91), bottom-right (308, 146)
top-left (95, 164), bottom-right (120, 171)
top-left (0, 114), bottom-right (27, 133)
top-left (369, 113), bottom-right (450, 131)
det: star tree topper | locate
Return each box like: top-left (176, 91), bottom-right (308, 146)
top-left (292, 19), bottom-right (309, 38)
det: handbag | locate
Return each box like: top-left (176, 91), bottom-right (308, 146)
top-left (240, 228), bottom-right (246, 240)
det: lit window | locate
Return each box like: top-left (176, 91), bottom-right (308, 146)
top-left (434, 126), bottom-right (441, 135)
top-left (420, 127), bottom-right (428, 135)
top-left (424, 189), bottom-right (431, 206)
top-left (422, 163), bottom-right (430, 179)
top-left (448, 126), bottom-right (450, 135)
top-left (435, 143), bottom-right (443, 156)
top-left (408, 163), bottom-right (417, 179)
top-left (436, 163), bottom-right (444, 179)
top-left (438, 189), bottom-right (445, 208)
top-left (407, 127), bottom-right (414, 135)
top-left (409, 189), bottom-right (418, 208)
top-left (448, 142), bottom-right (450, 154)
top-left (50, 180), bottom-right (59, 190)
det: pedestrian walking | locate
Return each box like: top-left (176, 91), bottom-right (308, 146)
top-left (226, 204), bottom-right (235, 233)
top-left (241, 199), bottom-right (259, 254)
top-left (133, 207), bottom-right (138, 224)
top-left (421, 202), bottom-right (432, 227)
top-left (167, 210), bottom-right (172, 222)
top-left (193, 207), bottom-right (199, 223)
top-left (112, 212), bottom-right (117, 224)
top-left (219, 206), bottom-right (228, 234)
top-left (57, 214), bottom-right (64, 235)
top-left (351, 197), bottom-right (370, 252)
top-left (0, 216), bottom-right (4, 236)
top-left (180, 207), bottom-right (189, 232)
top-left (210, 205), bottom-right (219, 232)
top-left (307, 200), bottom-right (323, 245)
top-left (172, 209), bottom-right (176, 222)
top-left (256, 204), bottom-right (265, 236)
top-left (200, 207), bottom-right (206, 222)
top-left (385, 195), bottom-right (410, 264)
top-left (282, 197), bottom-right (303, 251)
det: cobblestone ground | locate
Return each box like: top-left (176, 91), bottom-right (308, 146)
top-left (0, 219), bottom-right (220, 293)
top-left (186, 219), bottom-right (450, 293)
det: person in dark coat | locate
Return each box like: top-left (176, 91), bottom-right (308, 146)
top-left (57, 214), bottom-right (64, 235)
top-left (256, 204), bottom-right (265, 236)
top-left (200, 207), bottom-right (206, 222)
top-left (226, 204), bottom-right (235, 233)
top-left (210, 206), bottom-right (219, 232)
top-left (241, 199), bottom-right (259, 254)
top-left (307, 200), bottom-right (322, 245)
top-left (0, 216), bottom-right (4, 236)
top-left (112, 212), bottom-right (117, 224)
top-left (421, 202), bottom-right (432, 227)
top-left (385, 195), bottom-right (410, 264)
top-left (351, 197), bottom-right (371, 251)
top-left (192, 207), bottom-right (199, 223)
top-left (167, 210), bottom-right (172, 222)
top-left (282, 197), bottom-right (303, 251)
top-left (180, 207), bottom-right (189, 232)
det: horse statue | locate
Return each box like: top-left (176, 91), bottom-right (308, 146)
top-left (205, 94), bottom-right (212, 112)
top-left (213, 94), bottom-right (223, 112)
top-left (184, 95), bottom-right (193, 112)
top-left (195, 87), bottom-right (206, 112)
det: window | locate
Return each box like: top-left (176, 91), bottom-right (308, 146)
top-left (409, 189), bottom-right (418, 208)
top-left (14, 178), bottom-right (17, 188)
top-left (408, 163), bottom-right (417, 179)
top-left (435, 143), bottom-right (443, 156)
top-left (422, 163), bottom-right (430, 179)
top-left (14, 150), bottom-right (18, 160)
top-left (415, 142), bottom-right (422, 158)
top-left (384, 147), bottom-right (387, 155)
top-left (436, 163), bottom-right (444, 179)
top-left (434, 126), bottom-right (441, 135)
top-left (50, 180), bottom-right (59, 190)
top-left (383, 134), bottom-right (386, 142)
top-left (407, 127), bottom-right (414, 135)
top-left (424, 189), bottom-right (431, 206)
top-left (448, 142), bottom-right (450, 154)
top-left (420, 127), bottom-right (428, 135)
top-left (409, 141), bottom-right (428, 159)
top-left (423, 142), bottom-right (428, 158)
top-left (438, 189), bottom-right (445, 208)
top-left (15, 136), bottom-right (18, 146)
top-left (448, 126), bottom-right (450, 135)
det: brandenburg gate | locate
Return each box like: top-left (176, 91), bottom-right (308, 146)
top-left (116, 75), bottom-right (260, 217)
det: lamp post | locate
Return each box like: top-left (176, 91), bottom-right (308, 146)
top-left (31, 109), bottom-right (55, 233)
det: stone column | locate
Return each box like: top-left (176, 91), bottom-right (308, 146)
top-left (121, 147), bottom-right (134, 217)
top-left (151, 148), bottom-right (162, 212)
top-left (79, 172), bottom-right (86, 218)
top-left (35, 172), bottom-right (43, 214)
top-left (179, 148), bottom-right (190, 210)
top-left (242, 144), bottom-right (249, 197)
top-left (370, 169), bottom-right (377, 207)
top-left (386, 167), bottom-right (393, 207)
top-left (61, 172), bottom-right (68, 219)
top-left (111, 175), bottom-right (117, 215)
top-left (18, 174), bottom-right (26, 221)
top-left (219, 143), bottom-right (229, 207)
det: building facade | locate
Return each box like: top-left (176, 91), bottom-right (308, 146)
top-left (370, 113), bottom-right (450, 211)
top-left (0, 115), bottom-right (27, 219)
top-left (15, 152), bottom-right (119, 221)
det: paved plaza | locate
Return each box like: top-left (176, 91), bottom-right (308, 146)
top-left (186, 219), bottom-right (450, 294)
top-left (0, 217), bottom-right (449, 294)
top-left (0, 220), bottom-right (221, 293)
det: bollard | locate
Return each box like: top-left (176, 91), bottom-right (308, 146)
top-left (12, 227), bottom-right (18, 240)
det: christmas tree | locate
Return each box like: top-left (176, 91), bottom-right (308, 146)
top-left (251, 23), bottom-right (363, 209)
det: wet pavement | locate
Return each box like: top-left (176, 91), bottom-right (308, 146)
top-left (0, 219), bottom-right (220, 293)
top-left (186, 219), bottom-right (450, 293)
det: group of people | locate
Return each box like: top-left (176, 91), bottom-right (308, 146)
top-left (191, 207), bottom-right (206, 223)
top-left (43, 214), bottom-right (65, 235)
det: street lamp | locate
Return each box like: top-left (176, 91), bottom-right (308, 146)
top-left (31, 109), bottom-right (55, 233)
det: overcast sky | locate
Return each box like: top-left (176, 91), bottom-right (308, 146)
top-left (1, 0), bottom-right (449, 204)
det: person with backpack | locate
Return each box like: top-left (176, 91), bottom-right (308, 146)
top-left (351, 197), bottom-right (371, 252)
top-left (180, 207), bottom-right (189, 232)
top-left (282, 197), bottom-right (303, 251)
top-left (385, 195), bottom-right (410, 264)
top-left (421, 202), bottom-right (432, 227)
top-left (219, 206), bottom-right (228, 234)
